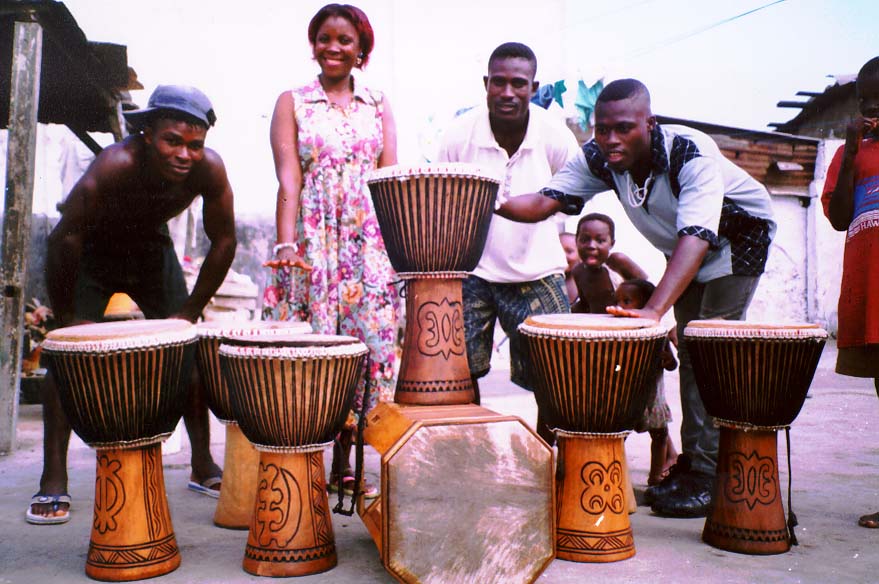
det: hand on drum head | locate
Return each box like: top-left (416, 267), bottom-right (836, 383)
top-left (605, 305), bottom-right (660, 322)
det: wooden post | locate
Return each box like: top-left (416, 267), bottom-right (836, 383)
top-left (0, 19), bottom-right (43, 454)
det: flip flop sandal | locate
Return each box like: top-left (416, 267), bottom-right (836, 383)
top-left (188, 476), bottom-right (222, 499)
top-left (328, 475), bottom-right (380, 499)
top-left (858, 512), bottom-right (879, 528)
top-left (26, 493), bottom-right (71, 525)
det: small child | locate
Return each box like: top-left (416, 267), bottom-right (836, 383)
top-left (615, 278), bottom-right (679, 486)
top-left (822, 56), bottom-right (879, 528)
top-left (559, 232), bottom-right (579, 304)
top-left (570, 213), bottom-right (647, 313)
top-left (569, 213), bottom-right (678, 484)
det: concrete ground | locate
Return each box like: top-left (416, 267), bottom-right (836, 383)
top-left (1, 339), bottom-right (878, 583)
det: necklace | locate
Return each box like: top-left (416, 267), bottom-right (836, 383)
top-left (626, 171), bottom-right (654, 208)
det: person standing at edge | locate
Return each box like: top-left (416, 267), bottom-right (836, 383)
top-left (27, 85), bottom-right (237, 524)
top-left (496, 78), bottom-right (775, 518)
top-left (435, 42), bottom-right (580, 445)
top-left (821, 57), bottom-right (879, 529)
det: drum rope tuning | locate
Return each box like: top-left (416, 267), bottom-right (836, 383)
top-left (785, 428), bottom-right (799, 546)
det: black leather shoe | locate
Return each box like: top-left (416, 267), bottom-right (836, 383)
top-left (651, 472), bottom-right (713, 518)
top-left (643, 454), bottom-right (691, 505)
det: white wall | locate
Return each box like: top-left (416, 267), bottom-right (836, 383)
top-left (811, 139), bottom-right (847, 335)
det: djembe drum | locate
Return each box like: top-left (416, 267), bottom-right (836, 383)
top-left (41, 319), bottom-right (196, 581)
top-left (520, 314), bottom-right (669, 563)
top-left (684, 320), bottom-right (827, 555)
top-left (218, 333), bottom-right (367, 577)
top-left (195, 320), bottom-right (312, 529)
top-left (367, 164), bottom-right (499, 405)
top-left (359, 402), bottom-right (555, 584)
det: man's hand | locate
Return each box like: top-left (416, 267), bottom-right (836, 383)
top-left (169, 312), bottom-right (200, 324)
top-left (844, 117), bottom-right (879, 160)
top-left (605, 305), bottom-right (661, 321)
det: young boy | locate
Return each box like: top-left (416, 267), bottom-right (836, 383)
top-left (821, 56), bottom-right (879, 528)
top-left (616, 278), bottom-right (679, 486)
top-left (569, 213), bottom-right (646, 313)
top-left (28, 86), bottom-right (237, 524)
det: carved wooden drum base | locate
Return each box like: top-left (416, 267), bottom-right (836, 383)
top-left (396, 277), bottom-right (474, 405)
top-left (703, 428), bottom-right (790, 555)
top-left (214, 423), bottom-right (259, 530)
top-left (243, 450), bottom-right (336, 577)
top-left (86, 444), bottom-right (179, 581)
top-left (556, 434), bottom-right (634, 563)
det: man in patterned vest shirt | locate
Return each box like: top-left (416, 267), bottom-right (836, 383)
top-left (497, 78), bottom-right (775, 518)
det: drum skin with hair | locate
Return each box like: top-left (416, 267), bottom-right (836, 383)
top-left (367, 164), bottom-right (499, 405)
top-left (684, 319), bottom-right (827, 555)
top-left (41, 319), bottom-right (197, 581)
top-left (359, 402), bottom-right (555, 584)
top-left (219, 333), bottom-right (367, 577)
top-left (519, 313), bottom-right (669, 563)
top-left (195, 320), bottom-right (312, 530)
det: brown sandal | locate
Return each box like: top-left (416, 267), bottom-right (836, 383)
top-left (858, 511), bottom-right (879, 528)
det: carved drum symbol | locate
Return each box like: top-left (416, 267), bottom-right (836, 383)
top-left (254, 463), bottom-right (302, 548)
top-left (580, 461), bottom-right (625, 515)
top-left (416, 298), bottom-right (464, 360)
top-left (726, 450), bottom-right (778, 510)
top-left (94, 454), bottom-right (125, 534)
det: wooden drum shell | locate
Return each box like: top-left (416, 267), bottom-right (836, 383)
top-left (683, 320), bottom-right (827, 555)
top-left (218, 335), bottom-right (367, 577)
top-left (195, 320), bottom-right (312, 424)
top-left (43, 340), bottom-right (194, 449)
top-left (41, 320), bottom-right (197, 581)
top-left (686, 330), bottom-right (826, 428)
top-left (520, 317), bottom-right (669, 434)
top-left (520, 314), bottom-right (669, 564)
top-left (195, 321), bottom-right (311, 529)
top-left (367, 165), bottom-right (499, 274)
top-left (219, 344), bottom-right (365, 450)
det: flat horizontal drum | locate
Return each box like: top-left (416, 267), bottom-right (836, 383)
top-left (42, 319), bottom-right (197, 581)
top-left (684, 319), bottom-right (827, 555)
top-left (360, 403), bottom-right (555, 584)
top-left (219, 333), bottom-right (368, 577)
top-left (195, 320), bottom-right (312, 529)
top-left (520, 314), bottom-right (670, 563)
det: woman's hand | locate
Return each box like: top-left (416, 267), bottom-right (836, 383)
top-left (263, 246), bottom-right (313, 271)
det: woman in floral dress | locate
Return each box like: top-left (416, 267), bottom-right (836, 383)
top-left (263, 3), bottom-right (398, 497)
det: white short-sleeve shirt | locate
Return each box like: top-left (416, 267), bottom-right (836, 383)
top-left (436, 105), bottom-right (580, 283)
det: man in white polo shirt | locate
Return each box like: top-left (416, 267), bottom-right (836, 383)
top-left (436, 42), bottom-right (579, 442)
top-left (497, 78), bottom-right (775, 518)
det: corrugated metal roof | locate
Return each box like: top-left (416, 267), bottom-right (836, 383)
top-left (1, 0), bottom-right (135, 133)
top-left (770, 75), bottom-right (856, 135)
top-left (657, 115), bottom-right (818, 191)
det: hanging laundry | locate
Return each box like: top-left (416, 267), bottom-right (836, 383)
top-left (530, 84), bottom-right (555, 109)
top-left (575, 78), bottom-right (604, 131)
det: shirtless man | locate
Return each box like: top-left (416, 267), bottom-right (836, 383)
top-left (27, 85), bottom-right (237, 524)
